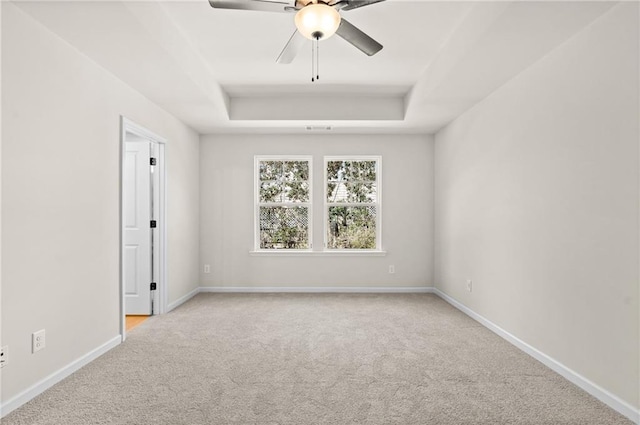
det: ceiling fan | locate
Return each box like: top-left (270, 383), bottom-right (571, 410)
top-left (208, 0), bottom-right (385, 77)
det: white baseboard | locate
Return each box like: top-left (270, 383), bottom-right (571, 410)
top-left (0, 335), bottom-right (121, 418)
top-left (199, 286), bottom-right (435, 294)
top-left (432, 288), bottom-right (640, 424)
top-left (167, 287), bottom-right (200, 312)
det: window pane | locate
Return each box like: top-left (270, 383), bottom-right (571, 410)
top-left (282, 181), bottom-right (309, 203)
top-left (327, 181), bottom-right (376, 203)
top-left (327, 161), bottom-right (343, 181)
top-left (283, 161), bottom-right (309, 181)
top-left (350, 161), bottom-right (377, 181)
top-left (259, 161), bottom-right (282, 181)
top-left (259, 181), bottom-right (282, 202)
top-left (260, 207), bottom-right (309, 249)
top-left (327, 206), bottom-right (376, 249)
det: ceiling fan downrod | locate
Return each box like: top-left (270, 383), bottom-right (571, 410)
top-left (311, 34), bottom-right (320, 82)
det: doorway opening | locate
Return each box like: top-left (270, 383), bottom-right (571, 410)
top-left (120, 117), bottom-right (167, 341)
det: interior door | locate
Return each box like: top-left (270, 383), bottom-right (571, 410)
top-left (124, 141), bottom-right (152, 315)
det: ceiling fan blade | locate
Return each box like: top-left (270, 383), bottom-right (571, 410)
top-left (208, 0), bottom-right (295, 13)
top-left (335, 18), bottom-right (383, 56)
top-left (276, 30), bottom-right (306, 64)
top-left (340, 0), bottom-right (385, 11)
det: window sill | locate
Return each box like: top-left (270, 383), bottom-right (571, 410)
top-left (249, 250), bottom-right (387, 257)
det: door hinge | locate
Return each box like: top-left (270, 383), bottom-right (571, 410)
top-left (150, 220), bottom-right (157, 228)
top-left (150, 157), bottom-right (157, 166)
top-left (150, 282), bottom-right (157, 291)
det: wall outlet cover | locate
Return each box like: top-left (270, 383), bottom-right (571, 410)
top-left (33, 329), bottom-right (46, 353)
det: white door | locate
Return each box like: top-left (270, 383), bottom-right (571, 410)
top-left (124, 141), bottom-right (152, 315)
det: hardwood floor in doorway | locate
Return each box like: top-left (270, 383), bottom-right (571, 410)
top-left (125, 315), bottom-right (149, 331)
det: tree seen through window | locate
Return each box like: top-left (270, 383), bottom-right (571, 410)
top-left (258, 159), bottom-right (311, 249)
top-left (326, 159), bottom-right (379, 249)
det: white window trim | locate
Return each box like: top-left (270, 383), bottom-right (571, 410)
top-left (323, 155), bottom-right (382, 252)
top-left (249, 250), bottom-right (386, 257)
top-left (254, 155), bottom-right (313, 252)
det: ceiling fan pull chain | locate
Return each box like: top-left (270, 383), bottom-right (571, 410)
top-left (316, 35), bottom-right (320, 80)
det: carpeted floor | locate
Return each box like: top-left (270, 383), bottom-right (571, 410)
top-left (3, 293), bottom-right (633, 424)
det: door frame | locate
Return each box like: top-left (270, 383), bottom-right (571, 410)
top-left (119, 116), bottom-right (167, 341)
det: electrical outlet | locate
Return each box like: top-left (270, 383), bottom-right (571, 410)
top-left (466, 279), bottom-right (473, 292)
top-left (0, 346), bottom-right (7, 368)
top-left (204, 264), bottom-right (211, 274)
top-left (32, 330), bottom-right (46, 353)
top-left (389, 265), bottom-right (395, 274)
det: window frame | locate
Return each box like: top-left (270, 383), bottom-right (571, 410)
top-left (254, 155), bottom-right (313, 252)
top-left (323, 155), bottom-right (382, 252)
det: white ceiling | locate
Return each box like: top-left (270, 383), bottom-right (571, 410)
top-left (14, 0), bottom-right (616, 134)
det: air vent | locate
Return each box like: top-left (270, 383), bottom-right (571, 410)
top-left (305, 126), bottom-right (332, 131)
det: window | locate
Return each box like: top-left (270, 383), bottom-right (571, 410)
top-left (325, 157), bottom-right (381, 250)
top-left (255, 157), bottom-right (312, 250)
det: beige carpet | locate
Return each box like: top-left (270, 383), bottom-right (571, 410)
top-left (3, 293), bottom-right (633, 424)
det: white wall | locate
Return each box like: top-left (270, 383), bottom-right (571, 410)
top-left (1, 2), bottom-right (199, 408)
top-left (434, 2), bottom-right (639, 412)
top-left (200, 134), bottom-right (433, 288)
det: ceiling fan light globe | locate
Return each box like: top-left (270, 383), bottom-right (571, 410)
top-left (295, 4), bottom-right (341, 40)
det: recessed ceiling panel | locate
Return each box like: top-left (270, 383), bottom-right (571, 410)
top-left (12, 0), bottom-right (619, 133)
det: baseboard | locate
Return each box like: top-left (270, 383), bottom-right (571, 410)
top-left (199, 286), bottom-right (435, 293)
top-left (432, 288), bottom-right (640, 424)
top-left (0, 335), bottom-right (121, 418)
top-left (167, 287), bottom-right (200, 312)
